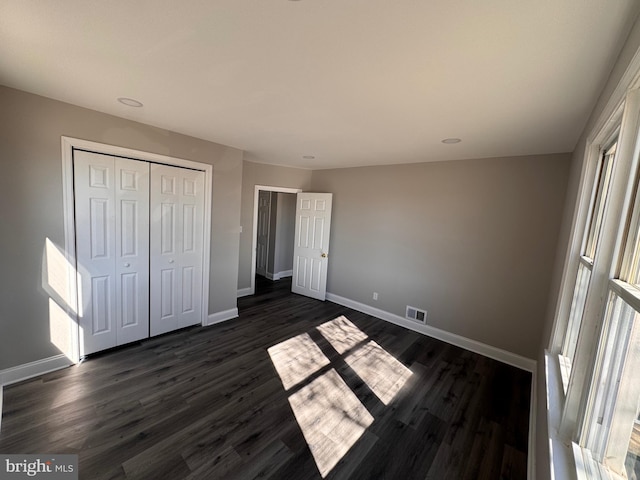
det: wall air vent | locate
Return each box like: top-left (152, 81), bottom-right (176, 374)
top-left (406, 305), bottom-right (427, 324)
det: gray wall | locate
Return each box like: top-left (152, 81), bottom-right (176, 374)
top-left (238, 161), bottom-right (312, 290)
top-left (0, 86), bottom-right (243, 370)
top-left (310, 154), bottom-right (571, 359)
top-left (535, 13), bottom-right (640, 480)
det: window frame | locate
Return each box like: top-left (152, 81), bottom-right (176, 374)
top-left (584, 154), bottom-right (640, 474)
top-left (582, 290), bottom-right (636, 465)
top-left (549, 84), bottom-right (640, 480)
top-left (584, 141), bottom-right (618, 261)
top-left (560, 137), bottom-right (618, 381)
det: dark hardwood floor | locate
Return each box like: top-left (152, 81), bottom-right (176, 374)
top-left (0, 277), bottom-right (531, 479)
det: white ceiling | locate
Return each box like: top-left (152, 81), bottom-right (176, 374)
top-left (1, 1), bottom-right (639, 169)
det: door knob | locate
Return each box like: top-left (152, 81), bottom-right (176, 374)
top-left (169, 259), bottom-right (175, 263)
top-left (123, 262), bottom-right (130, 267)
top-left (321, 253), bottom-right (327, 258)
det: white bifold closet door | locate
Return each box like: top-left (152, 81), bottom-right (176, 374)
top-left (150, 164), bottom-right (205, 336)
top-left (74, 151), bottom-right (150, 356)
top-left (75, 151), bottom-right (206, 355)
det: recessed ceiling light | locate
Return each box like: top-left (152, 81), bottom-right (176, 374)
top-left (302, 155), bottom-right (315, 160)
top-left (441, 138), bottom-right (462, 144)
top-left (117, 97), bottom-right (143, 107)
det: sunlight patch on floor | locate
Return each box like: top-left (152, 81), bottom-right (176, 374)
top-left (345, 340), bottom-right (413, 405)
top-left (267, 333), bottom-right (330, 390)
top-left (316, 315), bottom-right (368, 354)
top-left (288, 369), bottom-right (374, 478)
top-left (269, 315), bottom-right (413, 477)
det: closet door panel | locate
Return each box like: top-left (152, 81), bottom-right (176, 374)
top-left (150, 166), bottom-right (180, 335)
top-left (177, 170), bottom-right (204, 328)
top-left (114, 157), bottom-right (150, 345)
top-left (150, 164), bottom-right (204, 336)
top-left (75, 151), bottom-right (118, 355)
top-left (75, 151), bottom-right (150, 355)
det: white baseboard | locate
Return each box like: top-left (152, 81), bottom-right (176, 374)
top-left (0, 384), bottom-right (3, 433)
top-left (273, 270), bottom-right (293, 280)
top-left (326, 293), bottom-right (537, 372)
top-left (237, 287), bottom-right (253, 298)
top-left (0, 354), bottom-right (72, 387)
top-left (207, 308), bottom-right (239, 326)
top-left (265, 270), bottom-right (293, 281)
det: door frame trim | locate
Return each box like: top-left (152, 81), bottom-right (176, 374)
top-left (250, 185), bottom-right (302, 296)
top-left (61, 136), bottom-right (213, 363)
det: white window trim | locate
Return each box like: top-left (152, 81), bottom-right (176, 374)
top-left (549, 102), bottom-right (625, 358)
top-left (560, 88), bottom-right (640, 440)
top-left (583, 139), bottom-right (619, 262)
top-left (573, 442), bottom-right (625, 480)
top-left (610, 279), bottom-right (640, 311)
top-left (562, 260), bottom-right (593, 370)
top-left (574, 87), bottom-right (640, 436)
top-left (574, 289), bottom-right (640, 478)
top-left (583, 292), bottom-right (633, 461)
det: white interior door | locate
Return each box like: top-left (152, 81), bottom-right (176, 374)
top-left (74, 151), bottom-right (150, 355)
top-left (150, 164), bottom-right (205, 336)
top-left (292, 193), bottom-right (333, 301)
top-left (256, 191), bottom-right (271, 277)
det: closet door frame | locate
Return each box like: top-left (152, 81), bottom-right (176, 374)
top-left (61, 136), bottom-right (213, 363)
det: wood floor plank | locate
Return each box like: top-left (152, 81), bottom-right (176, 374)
top-left (328, 430), bottom-right (379, 480)
top-left (352, 413), bottom-right (447, 480)
top-left (500, 444), bottom-right (528, 480)
top-left (0, 276), bottom-right (531, 479)
top-left (226, 440), bottom-right (295, 480)
top-left (462, 418), bottom-right (506, 480)
top-left (396, 361), bottom-right (437, 428)
top-left (183, 445), bottom-right (243, 480)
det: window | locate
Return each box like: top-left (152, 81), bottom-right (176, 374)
top-left (583, 291), bottom-right (639, 472)
top-left (550, 86), bottom-right (640, 480)
top-left (585, 143), bottom-right (617, 260)
top-left (560, 141), bottom-right (617, 388)
top-left (580, 158), bottom-right (640, 477)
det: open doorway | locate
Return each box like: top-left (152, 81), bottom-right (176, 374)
top-left (250, 185), bottom-right (301, 296)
